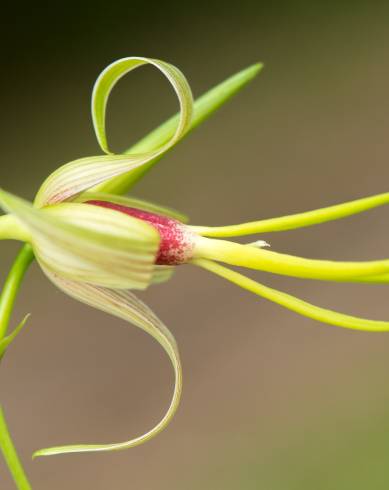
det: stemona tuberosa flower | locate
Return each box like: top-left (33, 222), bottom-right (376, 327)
top-left (1, 56), bottom-right (389, 459)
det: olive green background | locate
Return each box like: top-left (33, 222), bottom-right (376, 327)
top-left (1, 1), bottom-right (389, 488)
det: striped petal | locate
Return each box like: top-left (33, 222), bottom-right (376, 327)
top-left (34, 57), bottom-right (193, 207)
top-left (34, 269), bottom-right (182, 456)
top-left (0, 189), bottom-right (159, 290)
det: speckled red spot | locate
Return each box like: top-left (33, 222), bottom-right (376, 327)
top-left (86, 200), bottom-right (195, 265)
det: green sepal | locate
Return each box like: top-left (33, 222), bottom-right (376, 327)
top-left (0, 189), bottom-right (160, 290)
top-left (33, 269), bottom-right (182, 457)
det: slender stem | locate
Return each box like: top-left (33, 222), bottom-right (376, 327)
top-left (0, 244), bottom-right (34, 489)
top-left (0, 245), bottom-right (34, 341)
top-left (0, 406), bottom-right (32, 490)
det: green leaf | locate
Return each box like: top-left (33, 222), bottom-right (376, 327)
top-left (0, 314), bottom-right (30, 360)
top-left (34, 57), bottom-right (194, 207)
top-left (93, 62), bottom-right (264, 195)
top-left (34, 269), bottom-right (182, 457)
top-left (0, 189), bottom-right (160, 290)
top-left (195, 259), bottom-right (389, 332)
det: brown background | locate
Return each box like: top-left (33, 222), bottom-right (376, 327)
top-left (1, 1), bottom-right (389, 488)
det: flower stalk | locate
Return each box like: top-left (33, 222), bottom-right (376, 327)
top-left (0, 406), bottom-right (32, 490)
top-left (0, 245), bottom-right (34, 489)
top-left (0, 245), bottom-right (34, 344)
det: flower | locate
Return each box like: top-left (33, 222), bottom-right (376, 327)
top-left (0, 56), bottom-right (389, 458)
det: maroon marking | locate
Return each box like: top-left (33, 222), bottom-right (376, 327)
top-left (86, 200), bottom-right (195, 265)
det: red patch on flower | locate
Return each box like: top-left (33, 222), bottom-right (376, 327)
top-left (86, 200), bottom-right (195, 265)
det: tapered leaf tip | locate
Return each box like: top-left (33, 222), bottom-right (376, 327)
top-left (224, 62), bottom-right (264, 94)
top-left (241, 62), bottom-right (264, 80)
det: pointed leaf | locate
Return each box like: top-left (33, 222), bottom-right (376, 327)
top-left (0, 314), bottom-right (30, 360)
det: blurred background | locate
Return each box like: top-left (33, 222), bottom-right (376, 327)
top-left (1, 1), bottom-right (389, 488)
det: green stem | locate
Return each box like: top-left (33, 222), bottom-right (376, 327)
top-left (0, 244), bottom-right (34, 490)
top-left (0, 245), bottom-right (34, 341)
top-left (0, 406), bottom-right (32, 490)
